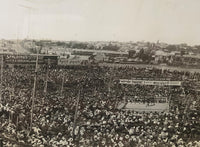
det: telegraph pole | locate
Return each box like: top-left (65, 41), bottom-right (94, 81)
top-left (61, 73), bottom-right (65, 96)
top-left (108, 68), bottom-right (112, 94)
top-left (44, 59), bottom-right (50, 96)
top-left (30, 47), bottom-right (39, 131)
top-left (0, 55), bottom-right (3, 103)
top-left (73, 88), bottom-right (81, 139)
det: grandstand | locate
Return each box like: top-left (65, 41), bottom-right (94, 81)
top-left (0, 53), bottom-right (58, 67)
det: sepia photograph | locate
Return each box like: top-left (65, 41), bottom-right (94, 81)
top-left (0, 0), bottom-right (200, 146)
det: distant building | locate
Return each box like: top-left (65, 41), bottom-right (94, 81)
top-left (71, 49), bottom-right (128, 57)
top-left (93, 52), bottom-right (107, 62)
top-left (58, 55), bottom-right (90, 66)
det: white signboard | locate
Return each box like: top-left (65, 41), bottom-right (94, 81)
top-left (120, 79), bottom-right (181, 86)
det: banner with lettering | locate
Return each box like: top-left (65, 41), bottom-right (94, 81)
top-left (119, 79), bottom-right (181, 86)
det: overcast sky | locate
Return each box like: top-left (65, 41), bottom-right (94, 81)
top-left (0, 0), bottom-right (200, 45)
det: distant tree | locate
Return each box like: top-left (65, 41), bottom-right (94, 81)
top-left (69, 42), bottom-right (88, 49)
top-left (56, 41), bottom-right (66, 46)
top-left (180, 50), bottom-right (185, 56)
top-left (128, 50), bottom-right (136, 58)
top-left (136, 49), bottom-right (154, 62)
top-left (102, 44), bottom-right (119, 51)
top-left (165, 45), bottom-right (178, 51)
top-left (87, 44), bottom-right (95, 49)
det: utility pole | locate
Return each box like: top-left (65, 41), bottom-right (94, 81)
top-left (44, 59), bottom-right (50, 96)
top-left (0, 55), bottom-right (3, 104)
top-left (61, 72), bottom-right (65, 96)
top-left (73, 88), bottom-right (81, 139)
top-left (30, 47), bottom-right (39, 131)
top-left (108, 68), bottom-right (112, 94)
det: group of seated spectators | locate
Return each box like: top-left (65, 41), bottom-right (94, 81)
top-left (0, 65), bottom-right (200, 146)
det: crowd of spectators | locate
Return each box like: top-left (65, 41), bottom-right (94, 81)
top-left (0, 65), bottom-right (200, 146)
